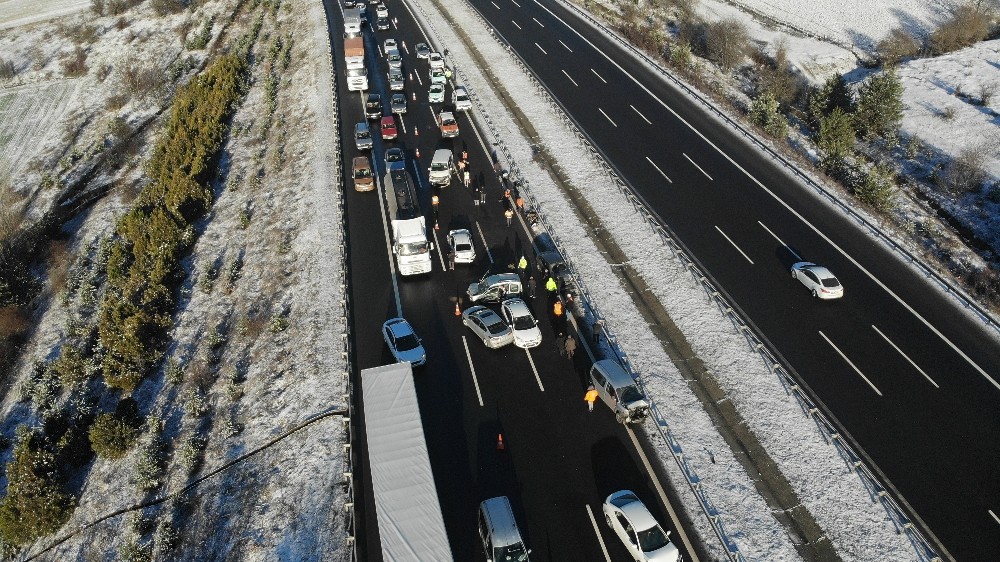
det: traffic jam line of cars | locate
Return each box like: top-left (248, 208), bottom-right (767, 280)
top-left (343, 3), bottom-right (682, 560)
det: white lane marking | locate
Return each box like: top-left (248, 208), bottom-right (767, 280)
top-left (530, 0), bottom-right (999, 391)
top-left (630, 104), bottom-right (651, 124)
top-left (625, 427), bottom-right (700, 561)
top-left (559, 39), bottom-right (572, 52)
top-left (476, 221), bottom-right (493, 264)
top-left (535, 42), bottom-right (547, 54)
top-left (562, 69), bottom-right (578, 87)
top-left (533, 17), bottom-right (544, 27)
top-left (645, 156), bottom-right (672, 183)
top-left (819, 331), bottom-right (883, 396)
top-left (757, 221), bottom-right (802, 260)
top-left (511, 0), bottom-right (521, 6)
top-left (491, 1), bottom-right (500, 8)
top-left (462, 336), bottom-right (485, 407)
top-left (476, 221), bottom-right (494, 264)
top-left (715, 226), bottom-right (754, 265)
top-left (990, 509), bottom-right (1000, 526)
top-left (591, 67), bottom-right (606, 83)
top-left (398, 116), bottom-right (407, 134)
top-left (373, 157), bottom-right (403, 316)
top-left (525, 348), bottom-right (544, 391)
top-left (432, 228), bottom-right (445, 269)
top-left (401, 42), bottom-right (408, 55)
top-left (413, 71), bottom-right (423, 86)
top-left (585, 505), bottom-right (612, 562)
top-left (512, 19), bottom-right (521, 29)
top-left (598, 107), bottom-right (617, 127)
top-left (872, 325), bottom-right (940, 388)
top-left (683, 152), bottom-right (713, 180)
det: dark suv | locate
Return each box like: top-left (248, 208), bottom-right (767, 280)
top-left (365, 93), bottom-right (382, 120)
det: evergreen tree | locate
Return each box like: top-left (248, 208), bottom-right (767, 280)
top-left (855, 69), bottom-right (904, 142)
top-left (808, 73), bottom-right (854, 131)
top-left (749, 92), bottom-right (788, 138)
top-left (818, 107), bottom-right (856, 163)
top-left (853, 162), bottom-right (896, 211)
top-left (0, 432), bottom-right (75, 545)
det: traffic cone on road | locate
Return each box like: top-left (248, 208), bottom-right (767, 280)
top-left (415, 147), bottom-right (421, 158)
top-left (454, 301), bottom-right (461, 316)
top-left (434, 220), bottom-right (440, 231)
top-left (412, 91), bottom-right (416, 101)
top-left (496, 434), bottom-right (505, 451)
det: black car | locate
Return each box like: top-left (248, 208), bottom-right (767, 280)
top-left (390, 93), bottom-right (407, 114)
top-left (365, 93), bottom-right (382, 120)
top-left (376, 16), bottom-right (390, 30)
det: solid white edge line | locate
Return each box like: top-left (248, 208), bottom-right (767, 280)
top-left (591, 67), bottom-right (606, 83)
top-left (533, 16), bottom-right (545, 27)
top-left (630, 104), bottom-right (652, 124)
top-left (525, 348), bottom-right (544, 391)
top-left (625, 427), bottom-right (700, 561)
top-left (559, 39), bottom-right (573, 52)
top-left (535, 41), bottom-right (547, 54)
top-left (872, 325), bottom-right (940, 388)
top-left (476, 221), bottom-right (494, 263)
top-left (682, 152), bottom-right (714, 181)
top-left (819, 331), bottom-right (883, 396)
top-left (461, 336), bottom-right (485, 406)
top-left (584, 504), bottom-right (612, 562)
top-left (715, 225), bottom-right (754, 265)
top-left (598, 107), bottom-right (617, 127)
top-left (512, 19), bottom-right (521, 29)
top-left (757, 220), bottom-right (801, 261)
top-left (990, 509), bottom-right (1000, 526)
top-left (645, 156), bottom-right (672, 183)
top-left (531, 0), bottom-right (998, 390)
top-left (562, 69), bottom-right (578, 87)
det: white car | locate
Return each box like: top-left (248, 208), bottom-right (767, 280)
top-left (447, 229), bottom-right (476, 264)
top-left (428, 51), bottom-right (444, 71)
top-left (462, 306), bottom-right (514, 349)
top-left (386, 48), bottom-right (403, 70)
top-left (375, 3), bottom-right (388, 18)
top-left (453, 86), bottom-right (472, 111)
top-left (388, 69), bottom-right (405, 91)
top-left (430, 67), bottom-right (446, 85)
top-left (499, 298), bottom-right (542, 349)
top-left (383, 38), bottom-right (397, 53)
top-left (428, 83), bottom-right (445, 104)
top-left (415, 42), bottom-right (431, 59)
top-left (603, 490), bottom-right (680, 562)
top-left (791, 261), bottom-right (844, 299)
top-left (382, 318), bottom-right (426, 367)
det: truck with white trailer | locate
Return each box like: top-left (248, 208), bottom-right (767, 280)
top-left (384, 162), bottom-right (433, 275)
top-left (344, 35), bottom-right (368, 91)
top-left (361, 363), bottom-right (453, 561)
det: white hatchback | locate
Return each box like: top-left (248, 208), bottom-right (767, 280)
top-left (603, 490), bottom-right (679, 562)
top-left (791, 261), bottom-right (844, 299)
top-left (428, 51), bottom-right (445, 71)
top-left (500, 298), bottom-right (541, 348)
top-left (448, 229), bottom-right (476, 264)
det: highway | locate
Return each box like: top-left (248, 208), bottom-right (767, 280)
top-left (459, 0), bottom-right (1000, 559)
top-left (322, 0), bottom-right (703, 560)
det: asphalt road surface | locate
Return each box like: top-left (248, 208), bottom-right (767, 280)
top-left (322, 0), bottom-right (703, 560)
top-left (462, 0), bottom-right (1000, 559)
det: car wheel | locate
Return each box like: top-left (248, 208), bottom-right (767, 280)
top-left (811, 289), bottom-right (818, 298)
top-left (482, 337), bottom-right (489, 347)
top-left (605, 514), bottom-right (613, 529)
top-left (791, 269), bottom-right (797, 279)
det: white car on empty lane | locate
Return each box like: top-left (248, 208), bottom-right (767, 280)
top-left (602, 490), bottom-right (680, 562)
top-left (791, 261), bottom-right (844, 299)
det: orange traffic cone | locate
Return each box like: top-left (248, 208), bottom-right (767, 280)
top-left (414, 127), bottom-right (419, 137)
top-left (415, 147), bottom-right (420, 158)
top-left (434, 220), bottom-right (440, 231)
top-left (412, 91), bottom-right (416, 101)
top-left (454, 301), bottom-right (461, 316)
top-left (497, 434), bottom-right (505, 451)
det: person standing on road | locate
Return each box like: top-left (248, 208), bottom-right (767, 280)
top-left (517, 255), bottom-right (528, 280)
top-left (463, 170), bottom-right (471, 188)
top-left (585, 385), bottom-right (599, 412)
top-left (527, 276), bottom-right (536, 299)
top-left (592, 318), bottom-right (604, 344)
top-left (565, 334), bottom-right (577, 360)
top-left (448, 250), bottom-right (456, 270)
top-left (545, 276), bottom-right (557, 295)
top-left (504, 208), bottom-right (514, 227)
top-left (556, 333), bottom-right (566, 357)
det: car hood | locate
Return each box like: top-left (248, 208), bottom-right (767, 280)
top-left (513, 326), bottom-right (542, 348)
top-left (396, 345), bottom-right (426, 365)
top-left (645, 542), bottom-right (680, 562)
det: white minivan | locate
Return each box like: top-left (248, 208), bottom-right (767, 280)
top-left (589, 359), bottom-right (651, 424)
top-left (479, 496), bottom-right (531, 562)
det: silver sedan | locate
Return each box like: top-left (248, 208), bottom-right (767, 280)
top-left (462, 306), bottom-right (514, 349)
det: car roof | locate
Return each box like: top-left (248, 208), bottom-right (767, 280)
top-left (502, 298), bottom-right (530, 316)
top-left (385, 318), bottom-right (413, 337)
top-left (592, 359), bottom-right (635, 387)
top-left (480, 497), bottom-right (523, 548)
top-left (381, 115), bottom-right (395, 124)
top-left (449, 228), bottom-right (470, 238)
top-left (352, 156), bottom-right (370, 167)
top-left (618, 496), bottom-right (659, 531)
top-left (355, 122), bottom-right (368, 130)
top-left (433, 148), bottom-right (452, 160)
top-left (471, 307), bottom-right (501, 321)
top-left (485, 273), bottom-right (520, 283)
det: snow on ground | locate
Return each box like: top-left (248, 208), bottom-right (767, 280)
top-left (0, 80), bottom-right (78, 180)
top-left (409, 0), bottom-right (915, 559)
top-left (0, 0), bottom-right (89, 29)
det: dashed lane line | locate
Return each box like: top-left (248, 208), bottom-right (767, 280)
top-left (820, 331), bottom-right (883, 396)
top-left (525, 348), bottom-right (544, 391)
top-left (476, 221), bottom-right (494, 263)
top-left (512, 19), bottom-right (521, 29)
top-left (591, 68), bottom-right (606, 83)
top-left (715, 225), bottom-right (754, 265)
top-left (872, 325), bottom-right (940, 388)
top-left (683, 152), bottom-right (713, 180)
top-left (645, 156), bottom-right (672, 183)
top-left (598, 107), bottom-right (617, 127)
top-left (757, 221), bottom-right (802, 260)
top-left (559, 39), bottom-right (572, 52)
top-left (461, 336), bottom-right (485, 407)
top-left (562, 69), bottom-right (578, 87)
top-left (535, 42), bottom-right (547, 54)
top-left (630, 104), bottom-right (651, 124)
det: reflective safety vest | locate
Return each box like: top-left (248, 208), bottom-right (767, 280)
top-left (518, 257), bottom-right (528, 270)
top-left (553, 301), bottom-right (563, 316)
top-left (545, 277), bottom-right (557, 292)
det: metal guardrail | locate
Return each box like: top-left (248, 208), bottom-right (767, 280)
top-left (403, 0), bottom-right (746, 559)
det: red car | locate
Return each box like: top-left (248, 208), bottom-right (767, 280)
top-left (381, 115), bottom-right (398, 140)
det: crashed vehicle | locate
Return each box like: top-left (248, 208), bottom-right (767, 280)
top-left (589, 359), bottom-right (650, 424)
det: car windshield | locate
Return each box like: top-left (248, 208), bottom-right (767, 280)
top-left (442, 118), bottom-right (455, 125)
top-left (637, 524), bottom-right (670, 553)
top-left (486, 320), bottom-right (508, 335)
top-left (457, 93), bottom-right (469, 101)
top-left (821, 277), bottom-right (841, 288)
top-left (398, 241), bottom-right (428, 256)
top-left (512, 314), bottom-right (535, 330)
top-left (431, 162), bottom-right (448, 170)
top-left (619, 385), bottom-right (645, 404)
top-left (498, 543), bottom-right (529, 562)
top-left (355, 168), bottom-right (371, 178)
top-left (357, 130), bottom-right (370, 139)
top-left (455, 242), bottom-right (472, 251)
top-left (394, 334), bottom-right (419, 351)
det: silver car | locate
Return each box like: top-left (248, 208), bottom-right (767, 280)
top-left (447, 229), bottom-right (476, 263)
top-left (791, 261), bottom-right (843, 299)
top-left (354, 121), bottom-right (372, 150)
top-left (382, 318), bottom-right (426, 366)
top-left (462, 306), bottom-right (514, 349)
top-left (415, 42), bottom-right (431, 59)
top-left (430, 68), bottom-right (446, 85)
top-left (602, 490), bottom-right (679, 562)
top-left (387, 48), bottom-right (403, 71)
top-left (499, 298), bottom-right (541, 349)
top-left (428, 83), bottom-right (445, 104)
top-left (467, 273), bottom-right (522, 303)
top-left (388, 69), bottom-right (405, 91)
top-left (390, 93), bottom-right (407, 114)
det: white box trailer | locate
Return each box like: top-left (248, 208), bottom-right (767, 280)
top-left (361, 363), bottom-right (453, 561)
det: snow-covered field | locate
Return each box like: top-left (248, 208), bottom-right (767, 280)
top-left (0, 0), bottom-right (89, 29)
top-left (0, 81), bottom-right (78, 178)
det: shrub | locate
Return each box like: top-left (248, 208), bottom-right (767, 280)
top-left (756, 39), bottom-right (802, 109)
top-left (978, 82), bottom-right (996, 106)
top-left (941, 145), bottom-right (990, 193)
top-left (88, 413), bottom-right (139, 459)
top-left (177, 432), bottom-right (206, 474)
top-left (704, 18), bottom-right (750, 71)
top-left (151, 0), bottom-right (186, 16)
top-left (183, 388), bottom-right (209, 417)
top-left (118, 533), bottom-right (152, 562)
top-left (877, 26), bottom-right (921, 66)
top-left (0, 57), bottom-right (15, 81)
top-left (186, 16), bottom-right (215, 51)
top-left (855, 69), bottom-right (903, 141)
top-left (154, 518), bottom-right (180, 553)
top-left (117, 56), bottom-right (166, 103)
top-left (853, 163), bottom-right (897, 211)
top-left (807, 73), bottom-right (854, 131)
top-left (0, 431), bottom-right (76, 545)
top-left (50, 344), bottom-right (92, 385)
top-left (749, 91), bottom-right (788, 138)
top-left (133, 432), bottom-right (167, 492)
top-left (818, 107), bottom-right (856, 162)
top-left (930, 2), bottom-right (991, 55)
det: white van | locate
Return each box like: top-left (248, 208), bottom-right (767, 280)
top-left (589, 359), bottom-right (650, 424)
top-left (428, 149), bottom-right (454, 187)
top-left (479, 496), bottom-right (531, 562)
